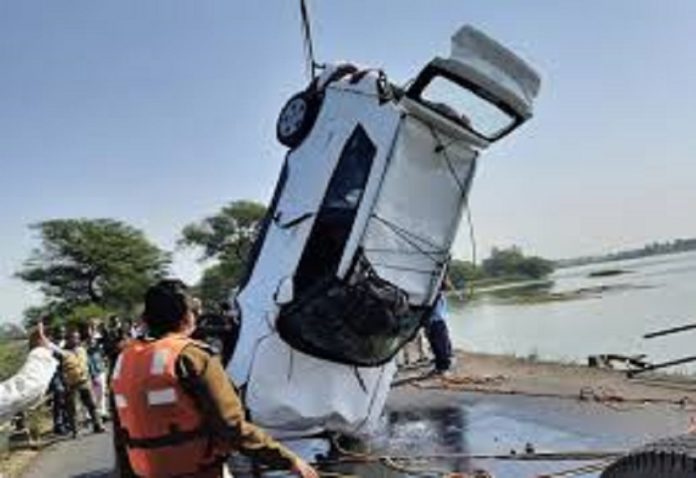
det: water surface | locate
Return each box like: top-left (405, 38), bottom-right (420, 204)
top-left (450, 251), bottom-right (696, 371)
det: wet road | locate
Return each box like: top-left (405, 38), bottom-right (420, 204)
top-left (22, 430), bottom-right (113, 478)
top-left (324, 388), bottom-right (691, 477)
top-left (21, 389), bottom-right (691, 477)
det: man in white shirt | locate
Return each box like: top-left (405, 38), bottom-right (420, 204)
top-left (0, 323), bottom-right (58, 424)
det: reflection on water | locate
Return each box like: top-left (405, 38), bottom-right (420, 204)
top-left (318, 398), bottom-right (617, 478)
top-left (450, 251), bottom-right (696, 371)
top-left (322, 407), bottom-right (472, 476)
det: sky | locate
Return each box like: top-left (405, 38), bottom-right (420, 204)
top-left (1, 1), bottom-right (696, 323)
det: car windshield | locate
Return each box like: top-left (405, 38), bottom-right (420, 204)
top-left (420, 76), bottom-right (515, 139)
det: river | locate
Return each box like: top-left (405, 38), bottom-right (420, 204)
top-left (450, 250), bottom-right (696, 371)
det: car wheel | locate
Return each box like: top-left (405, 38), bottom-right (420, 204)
top-left (601, 435), bottom-right (696, 478)
top-left (276, 90), bottom-right (321, 148)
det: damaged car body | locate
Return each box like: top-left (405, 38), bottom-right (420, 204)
top-left (227, 25), bottom-right (541, 441)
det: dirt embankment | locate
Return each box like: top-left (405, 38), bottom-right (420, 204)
top-left (397, 350), bottom-right (696, 408)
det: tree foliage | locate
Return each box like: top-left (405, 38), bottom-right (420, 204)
top-left (64, 303), bottom-right (114, 330)
top-left (180, 201), bottom-right (266, 262)
top-left (180, 201), bottom-right (266, 306)
top-left (196, 258), bottom-right (245, 307)
top-left (481, 246), bottom-right (554, 280)
top-left (448, 259), bottom-right (484, 289)
top-left (448, 247), bottom-right (554, 290)
top-left (18, 219), bottom-right (170, 320)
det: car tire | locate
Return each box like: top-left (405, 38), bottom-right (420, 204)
top-left (276, 90), bottom-right (321, 148)
top-left (601, 435), bottom-right (696, 478)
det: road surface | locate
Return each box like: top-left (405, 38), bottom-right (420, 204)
top-left (22, 430), bottom-right (113, 478)
top-left (20, 354), bottom-right (695, 477)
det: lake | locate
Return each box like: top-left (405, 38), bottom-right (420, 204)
top-left (450, 250), bottom-right (696, 371)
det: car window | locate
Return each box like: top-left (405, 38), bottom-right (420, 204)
top-left (420, 76), bottom-right (516, 139)
top-left (323, 126), bottom-right (376, 210)
top-left (293, 124), bottom-right (376, 295)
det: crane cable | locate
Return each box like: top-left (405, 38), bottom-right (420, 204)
top-left (299, 0), bottom-right (318, 80)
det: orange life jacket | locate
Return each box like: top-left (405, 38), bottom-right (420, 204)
top-left (110, 334), bottom-right (223, 478)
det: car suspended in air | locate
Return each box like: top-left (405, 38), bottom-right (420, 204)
top-left (227, 24), bottom-right (541, 451)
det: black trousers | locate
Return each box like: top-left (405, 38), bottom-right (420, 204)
top-left (426, 320), bottom-right (453, 372)
top-left (51, 388), bottom-right (69, 433)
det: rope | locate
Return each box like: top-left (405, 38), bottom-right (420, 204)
top-left (229, 435), bottom-right (622, 477)
top-left (465, 199), bottom-right (477, 292)
top-left (369, 262), bottom-right (440, 275)
top-left (425, 121), bottom-right (480, 295)
top-left (363, 247), bottom-right (445, 255)
top-left (380, 456), bottom-right (452, 475)
top-left (329, 434), bottom-right (623, 464)
top-left (430, 126), bottom-right (467, 196)
top-left (535, 459), bottom-right (615, 477)
top-left (371, 214), bottom-right (448, 266)
top-left (299, 0), bottom-right (318, 80)
top-left (405, 374), bottom-right (696, 411)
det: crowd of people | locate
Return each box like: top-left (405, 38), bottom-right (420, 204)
top-left (42, 301), bottom-right (242, 441)
top-left (46, 316), bottom-right (137, 438)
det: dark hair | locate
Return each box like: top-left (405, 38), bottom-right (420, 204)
top-left (143, 279), bottom-right (192, 337)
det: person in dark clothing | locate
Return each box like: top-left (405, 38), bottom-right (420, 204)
top-left (192, 301), bottom-right (241, 365)
top-left (48, 372), bottom-right (69, 435)
top-left (101, 316), bottom-right (130, 367)
top-left (48, 324), bottom-right (69, 435)
top-left (426, 293), bottom-right (453, 374)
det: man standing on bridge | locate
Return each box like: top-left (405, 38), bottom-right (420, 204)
top-left (111, 279), bottom-right (318, 478)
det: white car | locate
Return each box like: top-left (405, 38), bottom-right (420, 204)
top-left (227, 25), bottom-right (540, 446)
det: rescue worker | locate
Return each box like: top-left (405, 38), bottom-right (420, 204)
top-left (111, 279), bottom-right (319, 478)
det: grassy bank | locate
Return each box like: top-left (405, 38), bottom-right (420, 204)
top-left (0, 340), bottom-right (27, 381)
top-left (0, 339), bottom-right (47, 478)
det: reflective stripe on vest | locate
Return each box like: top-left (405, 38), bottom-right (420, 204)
top-left (150, 349), bottom-right (169, 375)
top-left (147, 387), bottom-right (177, 406)
top-left (114, 394), bottom-right (128, 409)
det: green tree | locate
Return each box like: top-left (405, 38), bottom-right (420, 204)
top-left (481, 246), bottom-right (554, 280)
top-left (180, 201), bottom-right (266, 305)
top-left (448, 259), bottom-right (483, 289)
top-left (64, 303), bottom-right (114, 330)
top-left (196, 257), bottom-right (245, 306)
top-left (482, 246), bottom-right (526, 278)
top-left (517, 256), bottom-right (554, 279)
top-left (18, 219), bottom-right (170, 321)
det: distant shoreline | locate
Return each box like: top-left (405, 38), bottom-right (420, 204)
top-left (556, 239), bottom-right (696, 268)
